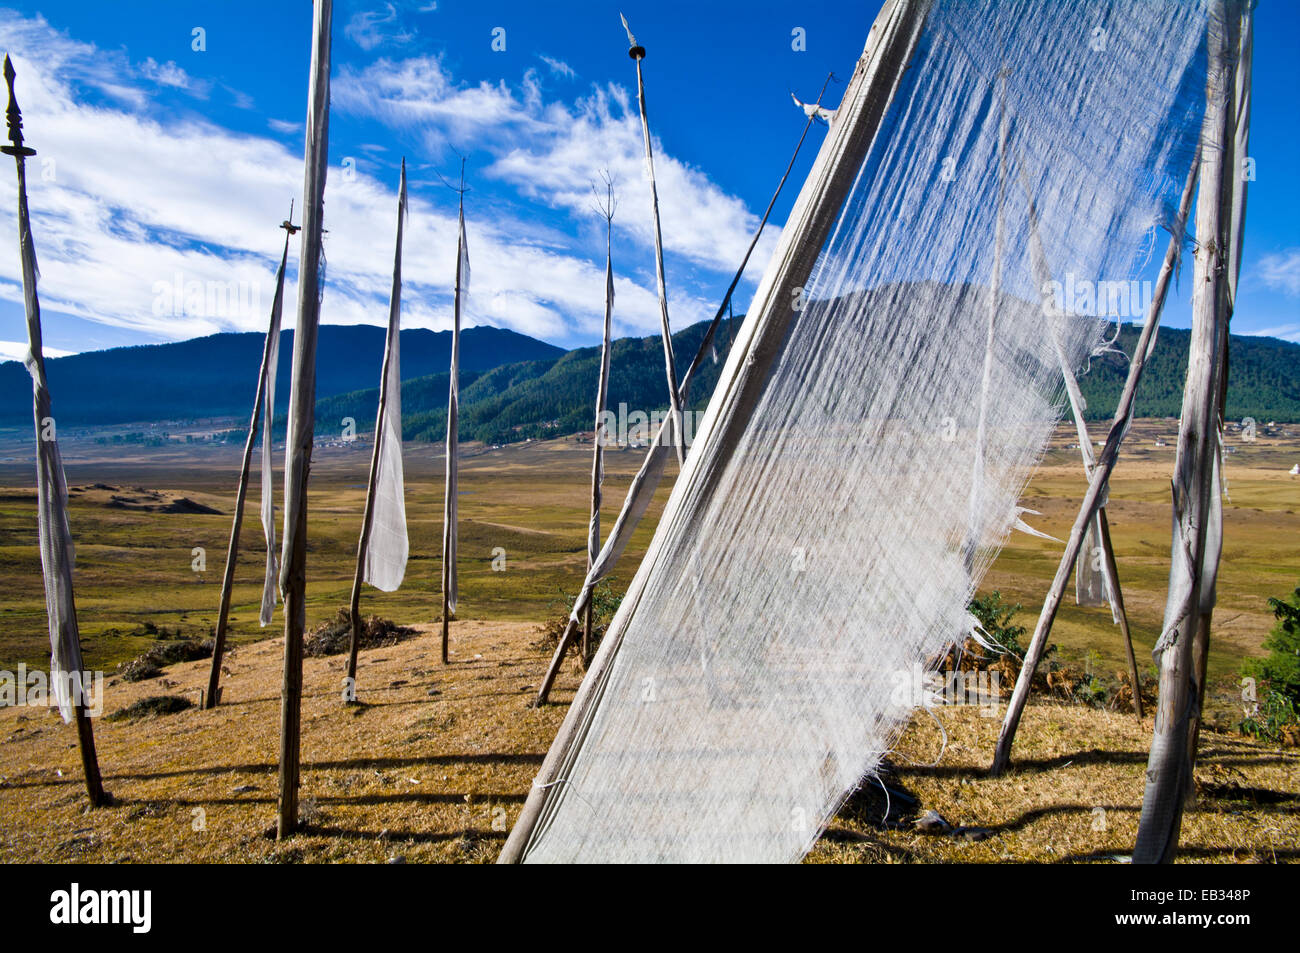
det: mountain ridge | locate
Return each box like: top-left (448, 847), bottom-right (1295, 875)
top-left (1, 319), bottom-right (1296, 436)
top-left (0, 324), bottom-right (564, 427)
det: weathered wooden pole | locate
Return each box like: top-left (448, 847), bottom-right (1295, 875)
top-left (441, 171), bottom-right (468, 665)
top-left (621, 15), bottom-right (686, 466)
top-left (583, 176), bottom-right (617, 668)
top-left (277, 0), bottom-right (332, 839)
top-left (1188, 0), bottom-right (1252, 764)
top-left (345, 160), bottom-right (408, 692)
top-left (532, 80), bottom-right (828, 705)
top-left (1016, 156), bottom-right (1143, 717)
top-left (206, 210), bottom-right (296, 709)
top-left (1098, 509), bottom-right (1143, 718)
top-left (3, 55), bottom-right (105, 808)
top-left (990, 150), bottom-right (1201, 776)
top-left (1132, 0), bottom-right (1237, 860)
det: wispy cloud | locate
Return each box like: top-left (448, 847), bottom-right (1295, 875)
top-left (335, 57), bottom-right (774, 278)
top-left (0, 340), bottom-right (72, 361)
top-left (345, 3), bottom-right (414, 52)
top-left (138, 57), bottom-right (193, 91)
top-left (0, 8), bottom-right (767, 352)
top-left (538, 54), bottom-right (576, 81)
top-left (1251, 323), bottom-right (1300, 343)
top-left (1258, 248), bottom-right (1300, 297)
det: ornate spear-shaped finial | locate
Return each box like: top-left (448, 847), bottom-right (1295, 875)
top-left (281, 198), bottom-right (300, 235)
top-left (620, 13), bottom-right (645, 60)
top-left (1, 55), bottom-right (36, 158)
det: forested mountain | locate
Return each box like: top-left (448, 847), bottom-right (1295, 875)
top-left (315, 318), bottom-right (737, 444)
top-left (317, 320), bottom-right (1299, 445)
top-left (0, 325), bottom-right (563, 427)
top-left (3, 315), bottom-right (1294, 438)
top-left (1077, 326), bottom-right (1300, 422)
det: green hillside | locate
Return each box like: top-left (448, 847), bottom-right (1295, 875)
top-left (316, 318), bottom-right (1299, 445)
top-left (316, 318), bottom-right (736, 444)
top-left (1078, 325), bottom-right (1300, 422)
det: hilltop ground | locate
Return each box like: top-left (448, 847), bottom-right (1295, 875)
top-left (0, 620), bottom-right (1295, 863)
top-left (0, 418), bottom-right (1296, 861)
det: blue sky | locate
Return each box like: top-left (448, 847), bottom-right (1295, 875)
top-left (0, 0), bottom-right (1296, 362)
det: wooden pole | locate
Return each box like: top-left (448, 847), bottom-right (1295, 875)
top-left (1099, 509), bottom-right (1143, 718)
top-left (676, 72), bottom-right (832, 406)
top-left (1015, 154), bottom-right (1143, 718)
top-left (206, 219), bottom-right (294, 709)
top-left (990, 150), bottom-right (1201, 776)
top-left (441, 174), bottom-right (466, 666)
top-left (4, 55), bottom-right (105, 808)
top-left (278, 0), bottom-right (332, 840)
top-left (623, 17), bottom-right (686, 466)
top-left (72, 701), bottom-right (105, 805)
top-left (533, 78), bottom-right (829, 704)
top-left (583, 176), bottom-right (617, 669)
top-left (1188, 0), bottom-right (1251, 765)
top-left (502, 0), bottom-right (930, 858)
top-left (345, 160), bottom-right (407, 692)
top-left (1133, 0), bottom-right (1237, 863)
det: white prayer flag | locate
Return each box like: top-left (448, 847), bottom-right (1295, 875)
top-left (363, 168), bottom-right (409, 591)
top-left (258, 248), bottom-right (286, 625)
top-left (443, 207), bottom-right (469, 615)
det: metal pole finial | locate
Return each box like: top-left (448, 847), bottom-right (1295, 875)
top-left (2, 54), bottom-right (36, 158)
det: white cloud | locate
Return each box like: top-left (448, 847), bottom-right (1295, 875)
top-left (0, 9), bottom-right (765, 354)
top-left (0, 340), bottom-right (72, 361)
top-left (138, 58), bottom-right (192, 91)
top-left (1251, 323), bottom-right (1300, 343)
top-left (345, 3), bottom-right (413, 52)
top-left (539, 54), bottom-right (576, 81)
top-left (335, 58), bottom-right (775, 277)
top-left (1258, 248), bottom-right (1300, 297)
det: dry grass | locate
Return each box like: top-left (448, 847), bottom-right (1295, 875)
top-left (811, 703), bottom-right (1300, 863)
top-left (1, 621), bottom-right (1295, 864)
top-left (0, 622), bottom-right (564, 864)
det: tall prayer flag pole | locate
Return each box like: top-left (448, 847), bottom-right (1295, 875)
top-left (1134, 0), bottom-right (1243, 863)
top-left (205, 205), bottom-right (297, 709)
top-left (3, 54), bottom-right (104, 806)
top-left (583, 175), bottom-right (617, 666)
top-left (532, 79), bottom-right (829, 706)
top-left (277, 0), bottom-right (331, 839)
top-left (621, 14), bottom-right (686, 466)
top-left (441, 163), bottom-right (469, 665)
top-left (345, 160), bottom-right (409, 692)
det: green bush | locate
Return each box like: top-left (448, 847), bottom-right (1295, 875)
top-left (1239, 690), bottom-right (1299, 745)
top-left (969, 590), bottom-right (1028, 658)
top-left (1244, 582), bottom-right (1300, 706)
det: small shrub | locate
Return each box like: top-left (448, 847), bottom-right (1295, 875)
top-left (1239, 690), bottom-right (1300, 746)
top-left (303, 609), bottom-right (415, 657)
top-left (116, 638), bottom-right (211, 681)
top-left (107, 695), bottom-right (193, 721)
top-left (1243, 583), bottom-right (1300, 707)
top-left (969, 590), bottom-right (1028, 658)
top-left (538, 582), bottom-right (623, 658)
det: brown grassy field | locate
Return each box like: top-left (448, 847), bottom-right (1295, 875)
top-left (0, 621), bottom-right (1294, 864)
top-left (0, 417), bottom-right (1296, 862)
